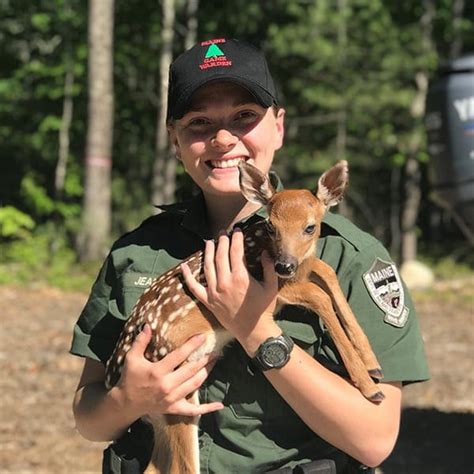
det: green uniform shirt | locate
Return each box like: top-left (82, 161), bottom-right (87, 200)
top-left (70, 181), bottom-right (429, 473)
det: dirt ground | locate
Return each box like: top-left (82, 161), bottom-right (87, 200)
top-left (0, 278), bottom-right (472, 474)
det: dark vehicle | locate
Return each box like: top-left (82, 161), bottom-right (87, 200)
top-left (426, 54), bottom-right (474, 229)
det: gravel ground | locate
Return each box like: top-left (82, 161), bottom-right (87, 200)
top-left (0, 277), bottom-right (472, 473)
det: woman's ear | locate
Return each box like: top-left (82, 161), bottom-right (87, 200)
top-left (167, 124), bottom-right (181, 160)
top-left (274, 108), bottom-right (285, 151)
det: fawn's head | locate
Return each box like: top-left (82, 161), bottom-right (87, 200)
top-left (239, 160), bottom-right (348, 278)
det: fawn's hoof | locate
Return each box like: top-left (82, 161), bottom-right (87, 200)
top-left (369, 390), bottom-right (385, 402)
top-left (368, 368), bottom-right (383, 380)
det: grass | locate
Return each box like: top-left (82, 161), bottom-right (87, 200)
top-left (410, 253), bottom-right (473, 306)
top-left (0, 234), bottom-right (101, 292)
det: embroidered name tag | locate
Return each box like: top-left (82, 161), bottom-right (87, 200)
top-left (363, 258), bottom-right (409, 328)
top-left (123, 272), bottom-right (155, 288)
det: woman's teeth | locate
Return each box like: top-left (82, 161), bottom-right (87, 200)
top-left (209, 158), bottom-right (243, 168)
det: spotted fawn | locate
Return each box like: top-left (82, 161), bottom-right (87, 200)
top-left (105, 160), bottom-right (384, 474)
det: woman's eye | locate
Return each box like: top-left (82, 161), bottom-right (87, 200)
top-left (234, 110), bottom-right (258, 123)
top-left (188, 118), bottom-right (210, 127)
top-left (304, 225), bottom-right (316, 235)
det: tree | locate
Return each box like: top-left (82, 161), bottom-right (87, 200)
top-left (184, 0), bottom-right (199, 50)
top-left (399, 0), bottom-right (435, 263)
top-left (151, 0), bottom-right (175, 207)
top-left (78, 0), bottom-right (115, 261)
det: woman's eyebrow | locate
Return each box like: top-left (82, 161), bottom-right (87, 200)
top-left (188, 100), bottom-right (257, 113)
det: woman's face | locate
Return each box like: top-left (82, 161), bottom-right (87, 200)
top-left (169, 82), bottom-right (285, 199)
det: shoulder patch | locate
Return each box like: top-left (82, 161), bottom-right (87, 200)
top-left (363, 258), bottom-right (409, 327)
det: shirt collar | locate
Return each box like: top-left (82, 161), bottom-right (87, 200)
top-left (156, 170), bottom-right (284, 240)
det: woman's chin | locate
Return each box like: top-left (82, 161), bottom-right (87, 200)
top-left (204, 181), bottom-right (242, 197)
top-left (208, 165), bottom-right (241, 177)
top-left (204, 171), bottom-right (240, 192)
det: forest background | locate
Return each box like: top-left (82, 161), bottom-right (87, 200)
top-left (0, 0), bottom-right (473, 288)
top-left (1, 3), bottom-right (473, 472)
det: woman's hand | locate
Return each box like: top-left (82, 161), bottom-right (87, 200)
top-left (181, 229), bottom-right (281, 354)
top-left (115, 324), bottom-right (223, 418)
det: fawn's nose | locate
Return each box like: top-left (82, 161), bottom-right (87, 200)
top-left (275, 260), bottom-right (297, 277)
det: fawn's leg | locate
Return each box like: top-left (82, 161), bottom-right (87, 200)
top-left (308, 258), bottom-right (383, 379)
top-left (279, 282), bottom-right (384, 402)
top-left (144, 394), bottom-right (200, 474)
top-left (143, 413), bottom-right (170, 474)
top-left (166, 392), bottom-right (200, 474)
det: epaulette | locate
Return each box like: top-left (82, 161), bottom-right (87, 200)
top-left (321, 212), bottom-right (381, 253)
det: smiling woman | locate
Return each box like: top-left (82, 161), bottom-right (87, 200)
top-left (168, 82), bottom-right (285, 206)
top-left (70, 38), bottom-right (429, 474)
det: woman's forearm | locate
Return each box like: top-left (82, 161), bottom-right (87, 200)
top-left (73, 381), bottom-right (138, 442)
top-left (264, 346), bottom-right (402, 467)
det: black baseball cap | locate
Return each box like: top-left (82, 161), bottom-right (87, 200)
top-left (166, 38), bottom-right (278, 121)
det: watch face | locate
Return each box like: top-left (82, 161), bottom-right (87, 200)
top-left (262, 341), bottom-right (288, 367)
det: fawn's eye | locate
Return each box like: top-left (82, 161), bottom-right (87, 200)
top-left (304, 224), bottom-right (316, 235)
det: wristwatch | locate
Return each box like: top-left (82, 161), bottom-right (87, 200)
top-left (252, 334), bottom-right (294, 371)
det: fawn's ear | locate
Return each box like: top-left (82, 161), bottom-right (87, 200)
top-left (238, 161), bottom-right (275, 205)
top-left (316, 160), bottom-right (349, 208)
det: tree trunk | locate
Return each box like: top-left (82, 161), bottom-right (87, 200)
top-left (390, 165), bottom-right (401, 260)
top-left (335, 0), bottom-right (352, 220)
top-left (400, 155), bottom-right (421, 262)
top-left (151, 0), bottom-right (175, 208)
top-left (55, 66), bottom-right (74, 200)
top-left (185, 0), bottom-right (199, 50)
top-left (78, 0), bottom-right (114, 261)
top-left (450, 0), bottom-right (464, 59)
top-left (336, 111), bottom-right (353, 220)
top-left (400, 0), bottom-right (434, 263)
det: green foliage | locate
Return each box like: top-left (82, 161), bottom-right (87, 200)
top-left (2, 0), bottom-right (473, 287)
top-left (0, 206), bottom-right (35, 239)
top-left (0, 225), bottom-right (99, 291)
top-left (21, 176), bottom-right (55, 216)
top-left (428, 257), bottom-right (473, 279)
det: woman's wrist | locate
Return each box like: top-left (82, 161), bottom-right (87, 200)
top-left (109, 384), bottom-right (145, 424)
top-left (236, 318), bottom-right (282, 357)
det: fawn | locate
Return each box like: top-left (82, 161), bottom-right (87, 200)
top-left (105, 160), bottom-right (384, 474)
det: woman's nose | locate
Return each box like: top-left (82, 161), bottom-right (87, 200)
top-left (210, 129), bottom-right (238, 151)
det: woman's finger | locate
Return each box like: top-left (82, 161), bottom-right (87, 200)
top-left (229, 228), bottom-right (246, 274)
top-left (181, 262), bottom-right (209, 305)
top-left (168, 353), bottom-right (218, 387)
top-left (203, 239), bottom-right (217, 291)
top-left (158, 333), bottom-right (207, 372)
top-left (167, 363), bottom-right (216, 403)
top-left (261, 250), bottom-right (278, 292)
top-left (170, 400), bottom-right (224, 417)
top-left (215, 234), bottom-right (231, 284)
top-left (126, 323), bottom-right (153, 359)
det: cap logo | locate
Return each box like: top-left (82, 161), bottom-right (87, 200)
top-left (199, 38), bottom-right (232, 70)
top-left (205, 44), bottom-right (224, 58)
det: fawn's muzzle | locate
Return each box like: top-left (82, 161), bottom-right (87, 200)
top-left (275, 259), bottom-right (297, 278)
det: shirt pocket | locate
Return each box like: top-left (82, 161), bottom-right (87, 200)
top-left (120, 272), bottom-right (157, 317)
top-left (122, 287), bottom-right (148, 318)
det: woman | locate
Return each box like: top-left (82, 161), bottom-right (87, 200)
top-left (71, 38), bottom-right (429, 473)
